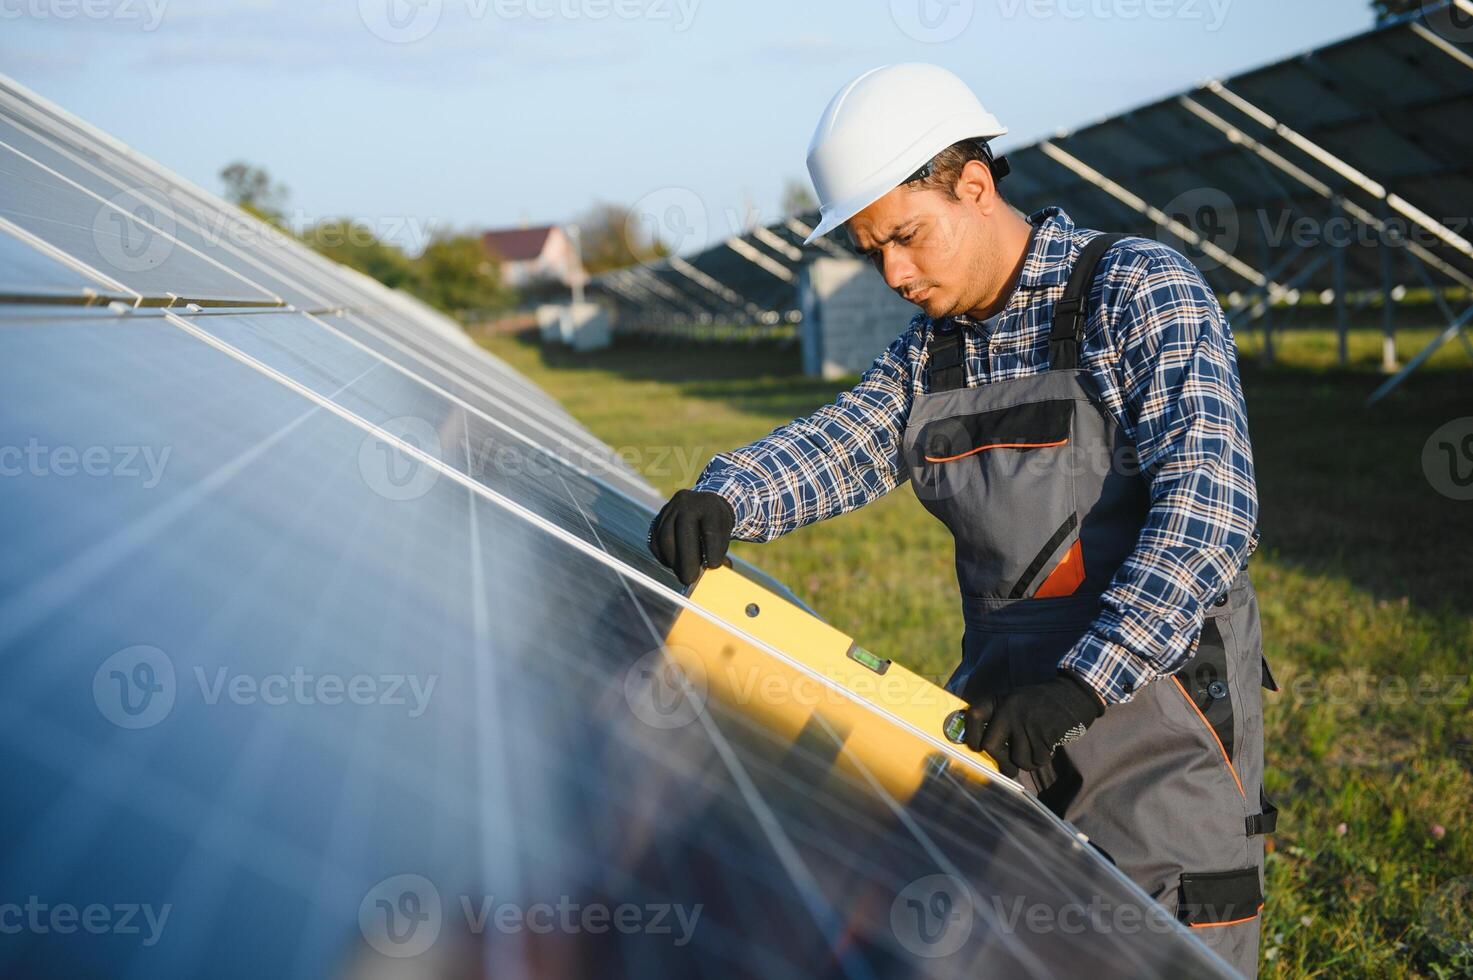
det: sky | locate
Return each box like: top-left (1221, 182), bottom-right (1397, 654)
top-left (1, 0), bottom-right (1377, 254)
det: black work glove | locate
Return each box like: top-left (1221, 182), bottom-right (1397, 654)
top-left (647, 489), bottom-right (736, 586)
top-left (964, 672), bottom-right (1105, 778)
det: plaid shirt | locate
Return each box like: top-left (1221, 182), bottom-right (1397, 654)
top-left (694, 206), bottom-right (1260, 705)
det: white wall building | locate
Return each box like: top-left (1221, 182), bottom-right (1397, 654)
top-left (798, 257), bottom-right (917, 379)
top-left (481, 224), bottom-right (587, 290)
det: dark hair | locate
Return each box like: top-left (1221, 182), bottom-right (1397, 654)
top-left (904, 138), bottom-right (1010, 200)
top-left (834, 139), bottom-right (1011, 251)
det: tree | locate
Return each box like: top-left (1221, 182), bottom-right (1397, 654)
top-left (575, 202), bottom-right (669, 275)
top-left (219, 162), bottom-right (289, 227)
top-left (301, 219), bottom-right (418, 291)
top-left (407, 233), bottom-right (512, 316)
top-left (218, 162), bottom-right (512, 316)
top-left (1370, 0), bottom-right (1419, 20)
top-left (781, 177), bottom-right (817, 218)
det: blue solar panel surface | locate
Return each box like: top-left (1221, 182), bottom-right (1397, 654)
top-left (0, 74), bottom-right (1237, 978)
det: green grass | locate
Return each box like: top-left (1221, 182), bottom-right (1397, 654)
top-left (1234, 324), bottom-right (1472, 374)
top-left (474, 323), bottom-right (1473, 978)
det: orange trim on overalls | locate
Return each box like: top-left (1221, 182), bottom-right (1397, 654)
top-left (1171, 675), bottom-right (1246, 799)
top-left (1033, 539), bottom-right (1085, 598)
top-left (1188, 903), bottom-right (1264, 929)
top-left (924, 437), bottom-right (1069, 463)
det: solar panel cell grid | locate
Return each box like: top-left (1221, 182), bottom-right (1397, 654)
top-left (0, 65), bottom-right (1248, 977)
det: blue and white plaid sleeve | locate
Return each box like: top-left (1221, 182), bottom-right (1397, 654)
top-left (692, 324), bottom-right (920, 543)
top-left (1059, 250), bottom-right (1260, 705)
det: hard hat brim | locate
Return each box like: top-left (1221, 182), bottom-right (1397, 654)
top-left (803, 121), bottom-right (1008, 246)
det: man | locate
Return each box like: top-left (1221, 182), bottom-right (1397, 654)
top-left (647, 63), bottom-right (1276, 977)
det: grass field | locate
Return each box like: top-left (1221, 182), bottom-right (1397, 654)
top-left (475, 322), bottom-right (1473, 978)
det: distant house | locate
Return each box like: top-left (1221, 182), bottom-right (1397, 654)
top-left (481, 224), bottom-right (585, 290)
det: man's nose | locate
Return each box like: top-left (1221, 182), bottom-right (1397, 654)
top-left (879, 250), bottom-right (916, 292)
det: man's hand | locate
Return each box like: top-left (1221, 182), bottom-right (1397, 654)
top-left (647, 489), bottom-right (736, 586)
top-left (964, 672), bottom-right (1105, 778)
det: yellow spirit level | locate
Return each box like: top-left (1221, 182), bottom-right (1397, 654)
top-left (661, 564), bottom-right (1002, 802)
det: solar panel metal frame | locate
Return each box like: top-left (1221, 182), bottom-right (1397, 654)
top-left (0, 68), bottom-right (1246, 979)
top-left (596, 4), bottom-right (1473, 400)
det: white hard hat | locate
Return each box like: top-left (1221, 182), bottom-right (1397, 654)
top-left (803, 63), bottom-right (1007, 244)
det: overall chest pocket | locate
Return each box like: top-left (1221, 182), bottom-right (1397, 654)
top-left (911, 397), bottom-right (1082, 599)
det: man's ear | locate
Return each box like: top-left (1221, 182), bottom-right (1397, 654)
top-left (955, 158), bottom-right (998, 214)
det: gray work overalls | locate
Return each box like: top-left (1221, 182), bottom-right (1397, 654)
top-left (901, 233), bottom-right (1277, 978)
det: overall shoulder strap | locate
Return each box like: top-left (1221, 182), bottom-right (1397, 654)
top-left (925, 323), bottom-right (966, 392)
top-left (1049, 232), bottom-right (1127, 371)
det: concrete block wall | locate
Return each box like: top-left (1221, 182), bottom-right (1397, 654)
top-left (799, 257), bottom-right (918, 379)
top-left (536, 302), bottom-right (612, 351)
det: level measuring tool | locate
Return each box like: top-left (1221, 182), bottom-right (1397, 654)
top-left (661, 564), bottom-right (1004, 801)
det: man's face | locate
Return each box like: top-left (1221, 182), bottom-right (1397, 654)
top-left (846, 179), bottom-right (991, 320)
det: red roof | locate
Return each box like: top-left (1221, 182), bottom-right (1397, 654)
top-left (482, 225), bottom-right (554, 262)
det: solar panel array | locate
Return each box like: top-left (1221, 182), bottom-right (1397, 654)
top-left (591, 212), bottom-right (845, 340)
top-left (599, 3), bottom-right (1473, 343)
top-left (0, 74), bottom-right (1235, 977)
top-left (1005, 2), bottom-right (1473, 309)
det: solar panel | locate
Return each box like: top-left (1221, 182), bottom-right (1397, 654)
top-left (603, 5), bottom-right (1473, 351)
top-left (1004, 5), bottom-right (1473, 299)
top-left (0, 227), bottom-right (122, 301)
top-left (0, 73), bottom-right (1236, 977)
